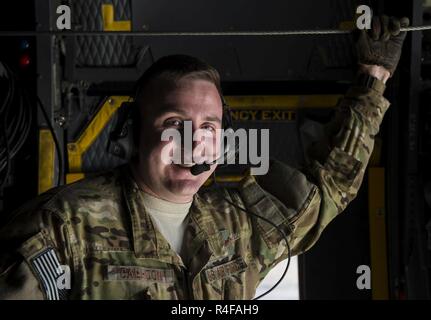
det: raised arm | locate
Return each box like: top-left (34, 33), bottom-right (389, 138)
top-left (236, 15), bottom-right (409, 275)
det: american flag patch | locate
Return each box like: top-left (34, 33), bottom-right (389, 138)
top-left (31, 248), bottom-right (68, 300)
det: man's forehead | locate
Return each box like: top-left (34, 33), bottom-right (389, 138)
top-left (154, 103), bottom-right (222, 123)
top-left (140, 79), bottom-right (223, 119)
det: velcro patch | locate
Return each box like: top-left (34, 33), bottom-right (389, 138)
top-left (31, 248), bottom-right (68, 300)
top-left (106, 265), bottom-right (174, 283)
top-left (205, 257), bottom-right (248, 282)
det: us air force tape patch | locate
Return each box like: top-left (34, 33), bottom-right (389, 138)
top-left (31, 248), bottom-right (68, 300)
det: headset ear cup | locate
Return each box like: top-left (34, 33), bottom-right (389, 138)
top-left (221, 99), bottom-right (238, 162)
top-left (131, 102), bottom-right (140, 150)
top-left (221, 100), bottom-right (230, 158)
top-left (107, 101), bottom-right (137, 160)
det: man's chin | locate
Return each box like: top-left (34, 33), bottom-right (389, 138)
top-left (162, 165), bottom-right (209, 200)
top-left (167, 179), bottom-right (202, 198)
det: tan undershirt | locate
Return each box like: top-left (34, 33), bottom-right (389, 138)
top-left (142, 192), bottom-right (192, 255)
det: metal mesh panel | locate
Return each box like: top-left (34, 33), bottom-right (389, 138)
top-left (70, 0), bottom-right (136, 67)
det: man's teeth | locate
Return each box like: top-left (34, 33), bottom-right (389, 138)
top-left (178, 163), bottom-right (195, 168)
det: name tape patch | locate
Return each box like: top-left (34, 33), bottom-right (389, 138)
top-left (106, 265), bottom-right (175, 283)
top-left (205, 257), bottom-right (248, 282)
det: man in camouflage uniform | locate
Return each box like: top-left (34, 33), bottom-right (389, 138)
top-left (0, 16), bottom-right (409, 299)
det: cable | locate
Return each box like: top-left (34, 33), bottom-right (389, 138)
top-left (0, 25), bottom-right (429, 37)
top-left (211, 172), bottom-right (292, 300)
top-left (0, 62), bottom-right (32, 188)
top-left (0, 61), bottom-right (62, 188)
top-left (0, 74), bottom-right (12, 188)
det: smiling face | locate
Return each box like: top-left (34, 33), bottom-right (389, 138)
top-left (132, 77), bottom-right (223, 203)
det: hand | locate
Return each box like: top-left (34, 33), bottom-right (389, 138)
top-left (355, 15), bottom-right (410, 77)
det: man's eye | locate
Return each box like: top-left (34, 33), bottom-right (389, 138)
top-left (201, 125), bottom-right (216, 132)
top-left (165, 119), bottom-right (183, 127)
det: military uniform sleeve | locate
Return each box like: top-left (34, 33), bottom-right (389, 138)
top-left (0, 194), bottom-right (76, 300)
top-left (236, 84), bottom-right (390, 277)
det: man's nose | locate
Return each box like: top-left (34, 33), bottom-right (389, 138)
top-left (178, 121), bottom-right (198, 163)
top-left (179, 121), bottom-right (203, 145)
top-left (192, 130), bottom-right (204, 150)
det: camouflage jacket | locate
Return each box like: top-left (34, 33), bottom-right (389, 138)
top-left (0, 85), bottom-right (390, 300)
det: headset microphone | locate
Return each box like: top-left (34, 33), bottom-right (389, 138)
top-left (190, 162), bottom-right (213, 176)
top-left (189, 136), bottom-right (235, 176)
top-left (190, 140), bottom-right (233, 176)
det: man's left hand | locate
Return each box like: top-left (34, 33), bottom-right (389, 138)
top-left (355, 15), bottom-right (410, 83)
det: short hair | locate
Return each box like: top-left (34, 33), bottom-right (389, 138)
top-left (134, 54), bottom-right (223, 106)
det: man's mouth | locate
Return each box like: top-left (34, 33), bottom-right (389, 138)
top-left (176, 163), bottom-right (195, 168)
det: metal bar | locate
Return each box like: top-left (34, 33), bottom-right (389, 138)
top-left (0, 26), bottom-right (429, 37)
